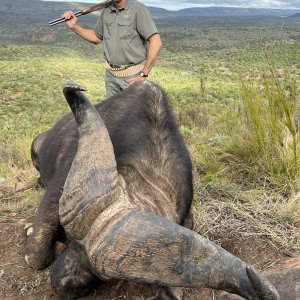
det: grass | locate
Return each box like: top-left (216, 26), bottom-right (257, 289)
top-left (1, 16), bottom-right (300, 255)
top-left (186, 59), bottom-right (300, 251)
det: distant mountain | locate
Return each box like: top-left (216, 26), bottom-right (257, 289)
top-left (147, 7), bottom-right (172, 17)
top-left (0, 0), bottom-right (299, 21)
top-left (290, 13), bottom-right (300, 17)
top-left (0, 0), bottom-right (95, 24)
top-left (174, 7), bottom-right (300, 17)
top-left (0, 0), bottom-right (72, 11)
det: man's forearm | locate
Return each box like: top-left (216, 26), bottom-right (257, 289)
top-left (71, 25), bottom-right (101, 45)
top-left (62, 11), bottom-right (102, 45)
top-left (143, 34), bottom-right (162, 75)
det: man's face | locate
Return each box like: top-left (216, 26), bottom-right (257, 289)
top-left (114, 0), bottom-right (125, 8)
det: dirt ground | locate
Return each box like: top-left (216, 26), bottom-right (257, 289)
top-left (0, 188), bottom-right (287, 300)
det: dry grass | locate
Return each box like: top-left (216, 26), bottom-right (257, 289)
top-left (192, 178), bottom-right (300, 251)
top-left (181, 64), bottom-right (300, 253)
top-left (0, 136), bottom-right (42, 216)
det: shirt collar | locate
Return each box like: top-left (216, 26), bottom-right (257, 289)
top-left (110, 0), bottom-right (130, 12)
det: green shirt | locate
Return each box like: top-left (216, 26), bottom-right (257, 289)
top-left (94, 0), bottom-right (158, 66)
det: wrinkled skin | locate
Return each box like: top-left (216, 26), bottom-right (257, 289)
top-left (25, 82), bottom-right (279, 300)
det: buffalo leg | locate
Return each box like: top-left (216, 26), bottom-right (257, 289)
top-left (25, 130), bottom-right (65, 270)
top-left (24, 176), bottom-right (64, 270)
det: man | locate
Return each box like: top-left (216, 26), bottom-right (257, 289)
top-left (63, 0), bottom-right (162, 97)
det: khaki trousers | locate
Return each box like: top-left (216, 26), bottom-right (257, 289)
top-left (105, 69), bottom-right (142, 98)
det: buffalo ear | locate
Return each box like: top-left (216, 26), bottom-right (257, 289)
top-left (50, 244), bottom-right (101, 298)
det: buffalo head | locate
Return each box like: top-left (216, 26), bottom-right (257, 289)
top-left (45, 82), bottom-right (279, 300)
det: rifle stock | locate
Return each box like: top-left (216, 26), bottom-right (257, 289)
top-left (49, 0), bottom-right (114, 26)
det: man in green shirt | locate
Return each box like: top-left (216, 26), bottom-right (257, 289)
top-left (63, 0), bottom-right (162, 97)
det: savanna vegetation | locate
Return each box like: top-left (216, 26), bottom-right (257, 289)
top-left (1, 13), bottom-right (300, 293)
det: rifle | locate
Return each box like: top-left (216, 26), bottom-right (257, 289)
top-left (49, 0), bottom-right (114, 26)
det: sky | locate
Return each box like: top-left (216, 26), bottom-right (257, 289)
top-left (45, 0), bottom-right (300, 11)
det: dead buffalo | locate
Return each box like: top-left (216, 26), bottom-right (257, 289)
top-left (25, 82), bottom-right (279, 300)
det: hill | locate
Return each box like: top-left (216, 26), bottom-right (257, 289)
top-left (175, 7), bottom-right (300, 17)
top-left (0, 0), bottom-right (299, 21)
top-left (290, 13), bottom-right (300, 17)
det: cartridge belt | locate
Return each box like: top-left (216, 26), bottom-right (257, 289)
top-left (106, 61), bottom-right (144, 77)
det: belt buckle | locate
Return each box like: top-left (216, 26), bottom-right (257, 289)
top-left (109, 63), bottom-right (122, 70)
top-left (108, 62), bottom-right (129, 71)
top-left (110, 63), bottom-right (119, 69)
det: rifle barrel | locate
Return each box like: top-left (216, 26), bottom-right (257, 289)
top-left (48, 0), bottom-right (114, 26)
top-left (49, 11), bottom-right (82, 26)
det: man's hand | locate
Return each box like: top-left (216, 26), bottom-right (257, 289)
top-left (127, 75), bottom-right (146, 85)
top-left (62, 11), bottom-right (78, 29)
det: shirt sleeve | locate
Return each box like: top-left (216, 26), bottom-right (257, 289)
top-left (94, 15), bottom-right (103, 40)
top-left (136, 4), bottom-right (158, 40)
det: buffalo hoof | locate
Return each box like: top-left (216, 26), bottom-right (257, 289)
top-left (24, 223), bottom-right (34, 236)
top-left (24, 224), bottom-right (55, 270)
top-left (63, 82), bottom-right (87, 92)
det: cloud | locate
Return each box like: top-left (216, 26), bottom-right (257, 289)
top-left (142, 0), bottom-right (300, 9)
